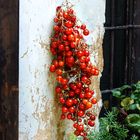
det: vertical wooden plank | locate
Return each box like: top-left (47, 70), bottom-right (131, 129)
top-left (0, 0), bottom-right (19, 139)
top-left (133, 0), bottom-right (140, 82)
top-left (110, 0), bottom-right (115, 89)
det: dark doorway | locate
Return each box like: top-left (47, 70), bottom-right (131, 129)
top-left (101, 0), bottom-right (140, 111)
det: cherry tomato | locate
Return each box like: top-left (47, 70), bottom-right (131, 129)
top-left (68, 34), bottom-right (75, 41)
top-left (50, 65), bottom-right (56, 72)
top-left (83, 29), bottom-right (89, 36)
top-left (66, 99), bottom-right (73, 107)
top-left (81, 24), bottom-right (86, 30)
top-left (62, 106), bottom-right (68, 113)
top-left (65, 28), bottom-right (73, 35)
top-left (91, 98), bottom-right (97, 104)
top-left (65, 21), bottom-right (74, 28)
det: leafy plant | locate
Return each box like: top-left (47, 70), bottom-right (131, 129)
top-left (130, 134), bottom-right (139, 140)
top-left (112, 81), bottom-right (140, 139)
top-left (86, 82), bottom-right (140, 140)
top-left (125, 114), bottom-right (140, 133)
top-left (112, 81), bottom-right (140, 112)
top-left (87, 109), bottom-right (128, 140)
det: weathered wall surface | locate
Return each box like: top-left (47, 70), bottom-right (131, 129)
top-left (19, 0), bottom-right (105, 140)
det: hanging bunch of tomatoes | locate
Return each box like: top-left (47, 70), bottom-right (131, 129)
top-left (49, 2), bottom-right (99, 140)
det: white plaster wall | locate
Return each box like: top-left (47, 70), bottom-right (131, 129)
top-left (19, 0), bottom-right (105, 139)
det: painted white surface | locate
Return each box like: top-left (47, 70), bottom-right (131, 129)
top-left (19, 0), bottom-right (105, 139)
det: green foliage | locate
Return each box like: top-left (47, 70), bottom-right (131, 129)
top-left (112, 81), bottom-right (140, 111)
top-left (121, 97), bottom-right (134, 110)
top-left (112, 81), bottom-right (140, 139)
top-left (88, 82), bottom-right (140, 140)
top-left (125, 114), bottom-right (140, 133)
top-left (112, 85), bottom-right (131, 99)
top-left (130, 134), bottom-right (139, 140)
top-left (88, 109), bottom-right (128, 140)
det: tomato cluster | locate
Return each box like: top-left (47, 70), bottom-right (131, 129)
top-left (49, 4), bottom-right (99, 140)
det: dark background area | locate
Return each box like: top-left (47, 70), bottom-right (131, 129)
top-left (0, 0), bottom-right (140, 139)
top-left (101, 0), bottom-right (140, 90)
top-left (101, 0), bottom-right (140, 114)
top-left (0, 0), bottom-right (18, 139)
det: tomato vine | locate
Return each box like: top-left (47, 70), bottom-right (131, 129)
top-left (49, 2), bottom-right (99, 139)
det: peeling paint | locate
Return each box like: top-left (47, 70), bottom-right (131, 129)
top-left (20, 49), bottom-right (29, 58)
